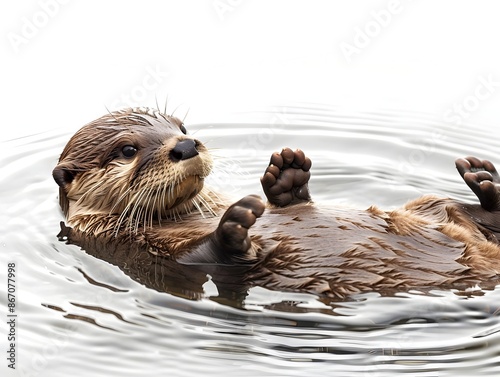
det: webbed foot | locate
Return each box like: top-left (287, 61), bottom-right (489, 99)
top-left (214, 195), bottom-right (265, 254)
top-left (261, 147), bottom-right (312, 207)
top-left (456, 156), bottom-right (500, 211)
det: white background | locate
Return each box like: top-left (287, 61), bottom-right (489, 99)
top-left (2, 0), bottom-right (500, 141)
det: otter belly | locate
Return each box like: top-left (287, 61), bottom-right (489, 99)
top-left (243, 203), bottom-right (480, 297)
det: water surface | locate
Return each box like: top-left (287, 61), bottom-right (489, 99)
top-left (2, 105), bottom-right (500, 376)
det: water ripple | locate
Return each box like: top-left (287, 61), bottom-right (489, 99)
top-left (2, 106), bottom-right (500, 376)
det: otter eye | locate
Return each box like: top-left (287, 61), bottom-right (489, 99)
top-left (122, 145), bottom-right (138, 158)
top-left (180, 124), bottom-right (187, 134)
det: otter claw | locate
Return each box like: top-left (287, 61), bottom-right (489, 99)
top-left (261, 147), bottom-right (312, 207)
top-left (456, 156), bottom-right (500, 211)
top-left (214, 195), bottom-right (265, 254)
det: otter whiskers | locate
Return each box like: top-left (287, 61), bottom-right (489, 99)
top-left (111, 177), bottom-right (220, 236)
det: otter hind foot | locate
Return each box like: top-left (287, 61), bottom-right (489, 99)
top-left (261, 147), bottom-right (312, 207)
top-left (456, 156), bottom-right (500, 211)
top-left (215, 195), bottom-right (265, 254)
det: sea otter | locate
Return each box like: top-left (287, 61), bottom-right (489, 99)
top-left (53, 107), bottom-right (500, 300)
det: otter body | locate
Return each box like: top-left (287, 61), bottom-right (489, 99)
top-left (53, 108), bottom-right (500, 299)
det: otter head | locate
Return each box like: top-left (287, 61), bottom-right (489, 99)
top-left (53, 107), bottom-right (213, 230)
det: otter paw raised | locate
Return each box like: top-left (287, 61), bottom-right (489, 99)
top-left (261, 147), bottom-right (312, 207)
top-left (456, 156), bottom-right (500, 211)
top-left (214, 195), bottom-right (265, 254)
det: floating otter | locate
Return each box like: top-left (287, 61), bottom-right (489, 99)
top-left (53, 107), bottom-right (500, 300)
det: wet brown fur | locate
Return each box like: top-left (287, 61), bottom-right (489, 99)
top-left (53, 108), bottom-right (500, 300)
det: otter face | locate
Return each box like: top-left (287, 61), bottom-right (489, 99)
top-left (53, 107), bottom-right (213, 228)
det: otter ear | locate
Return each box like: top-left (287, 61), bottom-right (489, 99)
top-left (52, 164), bottom-right (75, 188)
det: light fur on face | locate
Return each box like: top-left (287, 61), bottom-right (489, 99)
top-left (53, 107), bottom-right (218, 234)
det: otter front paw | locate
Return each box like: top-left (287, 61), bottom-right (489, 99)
top-left (215, 195), bottom-right (265, 254)
top-left (456, 156), bottom-right (500, 211)
top-left (261, 147), bottom-right (312, 207)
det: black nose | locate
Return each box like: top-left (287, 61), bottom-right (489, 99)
top-left (170, 139), bottom-right (199, 161)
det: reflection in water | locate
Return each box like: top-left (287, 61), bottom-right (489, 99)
top-left (2, 106), bottom-right (500, 376)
